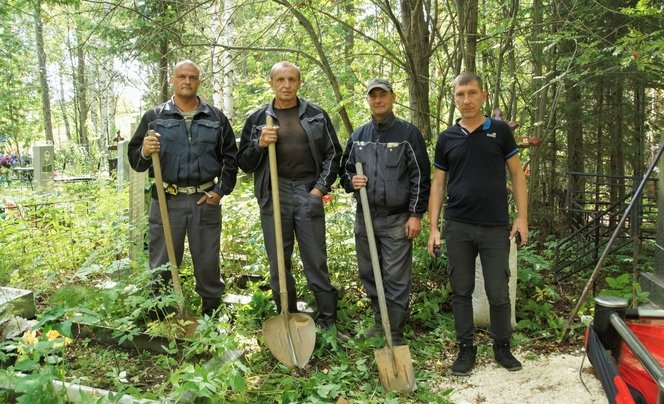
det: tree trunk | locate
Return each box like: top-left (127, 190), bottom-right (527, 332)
top-left (608, 78), bottom-right (625, 227)
top-left (343, 2), bottom-right (355, 94)
top-left (58, 73), bottom-right (72, 141)
top-left (33, 0), bottom-right (54, 143)
top-left (565, 81), bottom-right (584, 226)
top-left (159, 39), bottom-right (169, 103)
top-left (399, 0), bottom-right (432, 140)
top-left (211, 0), bottom-right (223, 110)
top-left (276, 0), bottom-right (353, 136)
top-left (491, 0), bottom-right (518, 113)
top-left (462, 0), bottom-right (478, 72)
top-left (222, 0), bottom-right (235, 120)
top-left (530, 0), bottom-right (546, 140)
top-left (76, 26), bottom-right (89, 151)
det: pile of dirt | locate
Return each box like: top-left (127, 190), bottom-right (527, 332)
top-left (441, 350), bottom-right (607, 403)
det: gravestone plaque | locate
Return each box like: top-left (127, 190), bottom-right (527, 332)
top-left (128, 168), bottom-right (148, 261)
top-left (0, 287), bottom-right (35, 319)
top-left (32, 144), bottom-right (54, 190)
top-left (116, 140), bottom-right (130, 187)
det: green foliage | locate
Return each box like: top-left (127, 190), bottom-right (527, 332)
top-left (514, 236), bottom-right (566, 339)
top-left (0, 169), bottom-right (658, 402)
top-left (600, 273), bottom-right (649, 306)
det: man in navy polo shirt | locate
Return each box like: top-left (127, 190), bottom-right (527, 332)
top-left (427, 72), bottom-right (528, 376)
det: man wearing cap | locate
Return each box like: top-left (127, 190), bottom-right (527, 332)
top-left (339, 78), bottom-right (430, 345)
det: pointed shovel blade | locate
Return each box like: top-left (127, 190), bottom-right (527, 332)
top-left (374, 345), bottom-right (417, 393)
top-left (262, 312), bottom-right (316, 368)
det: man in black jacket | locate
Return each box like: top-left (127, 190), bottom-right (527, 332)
top-left (127, 60), bottom-right (238, 317)
top-left (339, 78), bottom-right (431, 345)
top-left (237, 61), bottom-right (343, 335)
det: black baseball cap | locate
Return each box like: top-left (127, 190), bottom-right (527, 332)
top-left (366, 78), bottom-right (393, 95)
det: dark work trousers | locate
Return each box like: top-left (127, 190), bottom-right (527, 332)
top-left (148, 194), bottom-right (225, 299)
top-left (354, 212), bottom-right (412, 311)
top-left (260, 178), bottom-right (337, 302)
top-left (444, 219), bottom-right (511, 345)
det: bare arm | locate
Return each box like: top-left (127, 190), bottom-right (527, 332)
top-left (427, 168), bottom-right (447, 256)
top-left (506, 155), bottom-right (528, 246)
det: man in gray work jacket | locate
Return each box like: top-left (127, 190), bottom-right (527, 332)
top-left (128, 60), bottom-right (238, 317)
top-left (237, 61), bottom-right (343, 335)
top-left (339, 78), bottom-right (431, 345)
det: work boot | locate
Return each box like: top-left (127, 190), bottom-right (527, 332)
top-left (360, 298), bottom-right (383, 338)
top-left (314, 290), bottom-right (349, 342)
top-left (362, 323), bottom-right (384, 338)
top-left (387, 307), bottom-right (409, 346)
top-left (273, 289), bottom-right (298, 313)
top-left (451, 343), bottom-right (477, 376)
top-left (201, 297), bottom-right (221, 317)
top-left (493, 342), bottom-right (522, 371)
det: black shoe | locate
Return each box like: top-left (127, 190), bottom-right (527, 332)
top-left (451, 343), bottom-right (477, 376)
top-left (493, 342), bottom-right (522, 371)
top-left (361, 323), bottom-right (383, 338)
top-left (201, 297), bottom-right (222, 317)
top-left (390, 333), bottom-right (403, 346)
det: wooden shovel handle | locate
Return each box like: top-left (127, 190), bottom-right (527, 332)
top-left (266, 117), bottom-right (290, 316)
top-left (356, 162), bottom-right (394, 348)
top-left (149, 129), bottom-right (185, 316)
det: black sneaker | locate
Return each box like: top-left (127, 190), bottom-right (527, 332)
top-left (451, 344), bottom-right (477, 376)
top-left (493, 342), bottom-right (522, 371)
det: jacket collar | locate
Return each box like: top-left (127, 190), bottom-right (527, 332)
top-left (164, 96), bottom-right (207, 116)
top-left (371, 112), bottom-right (397, 131)
top-left (265, 97), bottom-right (307, 121)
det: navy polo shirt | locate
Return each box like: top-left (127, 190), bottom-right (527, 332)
top-left (434, 117), bottom-right (518, 226)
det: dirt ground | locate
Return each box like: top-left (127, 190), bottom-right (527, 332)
top-left (441, 349), bottom-right (607, 404)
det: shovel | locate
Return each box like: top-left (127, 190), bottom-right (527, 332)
top-left (261, 116), bottom-right (316, 369)
top-left (148, 129), bottom-right (185, 318)
top-left (356, 162), bottom-right (416, 393)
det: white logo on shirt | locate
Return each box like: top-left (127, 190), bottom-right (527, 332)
top-left (487, 132), bottom-right (496, 138)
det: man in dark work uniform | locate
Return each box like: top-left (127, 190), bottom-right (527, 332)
top-left (237, 61), bottom-right (344, 337)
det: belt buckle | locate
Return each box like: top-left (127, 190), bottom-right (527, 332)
top-left (165, 184), bottom-right (178, 196)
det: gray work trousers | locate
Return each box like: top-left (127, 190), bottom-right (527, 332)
top-left (444, 219), bottom-right (511, 345)
top-left (260, 178), bottom-right (336, 299)
top-left (148, 194), bottom-right (225, 299)
top-left (354, 212), bottom-right (412, 311)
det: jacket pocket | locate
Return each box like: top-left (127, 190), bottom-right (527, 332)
top-left (383, 142), bottom-right (406, 169)
top-left (302, 114), bottom-right (325, 143)
top-left (193, 119), bottom-right (220, 144)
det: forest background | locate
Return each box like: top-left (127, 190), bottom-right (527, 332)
top-left (2, 0), bottom-right (663, 231)
top-left (1, 0), bottom-right (664, 402)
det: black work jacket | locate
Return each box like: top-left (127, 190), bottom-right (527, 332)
top-left (237, 98), bottom-right (342, 208)
top-left (127, 96), bottom-right (238, 197)
top-left (339, 113), bottom-right (431, 217)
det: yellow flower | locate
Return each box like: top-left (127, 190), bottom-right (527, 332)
top-left (21, 330), bottom-right (38, 345)
top-left (46, 330), bottom-right (72, 348)
top-left (18, 330), bottom-right (38, 355)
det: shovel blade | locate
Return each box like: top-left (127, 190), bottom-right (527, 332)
top-left (262, 313), bottom-right (316, 368)
top-left (374, 345), bottom-right (417, 393)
